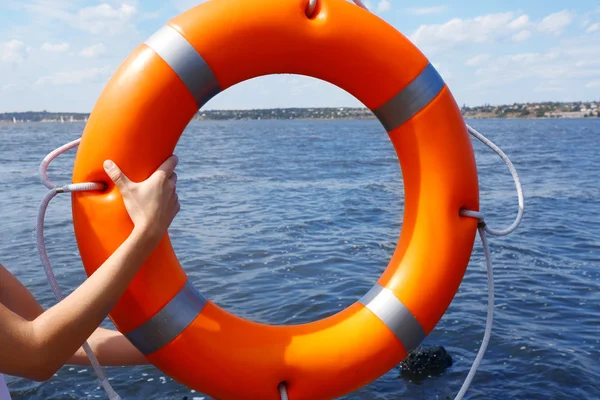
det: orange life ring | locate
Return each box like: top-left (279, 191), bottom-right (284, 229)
top-left (72, 0), bottom-right (479, 398)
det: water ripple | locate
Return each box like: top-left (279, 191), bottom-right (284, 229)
top-left (1, 119), bottom-right (598, 399)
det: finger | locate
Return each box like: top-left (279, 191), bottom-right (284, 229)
top-left (103, 160), bottom-right (131, 192)
top-left (169, 172), bottom-right (177, 186)
top-left (169, 197), bottom-right (181, 220)
top-left (156, 155), bottom-right (178, 178)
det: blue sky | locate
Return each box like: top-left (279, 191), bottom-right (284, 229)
top-left (1, 0), bottom-right (599, 112)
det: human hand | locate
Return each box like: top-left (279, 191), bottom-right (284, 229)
top-left (103, 156), bottom-right (180, 244)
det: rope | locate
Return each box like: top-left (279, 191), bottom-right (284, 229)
top-left (461, 125), bottom-right (524, 237)
top-left (453, 124), bottom-right (524, 400)
top-left (302, 4), bottom-right (523, 399)
top-left (278, 382), bottom-right (289, 400)
top-left (276, 126), bottom-right (522, 400)
top-left (39, 138), bottom-right (82, 190)
top-left (39, 129), bottom-right (519, 400)
top-left (36, 21), bottom-right (520, 400)
top-left (37, 141), bottom-right (119, 400)
top-left (453, 225), bottom-right (494, 400)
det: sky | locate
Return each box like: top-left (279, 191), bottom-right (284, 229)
top-left (1, 0), bottom-right (599, 112)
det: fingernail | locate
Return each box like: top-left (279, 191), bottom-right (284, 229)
top-left (173, 155), bottom-right (179, 164)
top-left (104, 160), bottom-right (114, 170)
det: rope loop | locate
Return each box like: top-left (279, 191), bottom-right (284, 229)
top-left (453, 124), bottom-right (523, 399)
top-left (463, 125), bottom-right (524, 236)
top-left (37, 139), bottom-right (120, 400)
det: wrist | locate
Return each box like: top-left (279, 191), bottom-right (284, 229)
top-left (130, 224), bottom-right (164, 249)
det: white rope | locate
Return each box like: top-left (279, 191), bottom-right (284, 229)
top-left (39, 138), bottom-right (82, 190)
top-left (278, 382), bottom-right (289, 400)
top-left (276, 126), bottom-right (521, 400)
top-left (37, 141), bottom-right (120, 400)
top-left (461, 125), bottom-right (524, 237)
top-left (35, 26), bottom-right (519, 400)
top-left (37, 131), bottom-right (517, 400)
top-left (453, 225), bottom-right (493, 400)
top-left (453, 124), bottom-right (524, 400)
top-left (305, 1), bottom-right (520, 396)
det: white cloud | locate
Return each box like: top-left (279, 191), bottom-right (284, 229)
top-left (410, 12), bottom-right (528, 54)
top-left (465, 54), bottom-right (490, 67)
top-left (586, 80), bottom-right (600, 88)
top-left (41, 42), bottom-right (70, 52)
top-left (80, 43), bottom-right (106, 58)
top-left (571, 7), bottom-right (596, 37)
top-left (586, 23), bottom-right (599, 33)
top-left (534, 84), bottom-right (565, 93)
top-left (538, 10), bottom-right (574, 35)
top-left (557, 36), bottom-right (600, 59)
top-left (35, 66), bottom-right (112, 86)
top-left (410, 10), bottom-right (577, 55)
top-left (72, 4), bottom-right (137, 35)
top-left (3, 2), bottom-right (597, 111)
top-left (21, 1), bottom-right (73, 20)
top-left (139, 11), bottom-right (161, 20)
top-left (0, 40), bottom-right (29, 63)
top-left (575, 59), bottom-right (600, 67)
top-left (512, 30), bottom-right (532, 42)
top-left (508, 15), bottom-right (530, 30)
top-left (406, 5), bottom-right (447, 15)
top-left (472, 42), bottom-right (600, 91)
top-left (376, 0), bottom-right (391, 13)
top-left (1, 83), bottom-right (18, 92)
top-left (22, 3), bottom-right (138, 36)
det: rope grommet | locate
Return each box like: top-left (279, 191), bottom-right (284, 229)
top-left (305, 0), bottom-right (317, 18)
top-left (307, 0), bottom-right (368, 18)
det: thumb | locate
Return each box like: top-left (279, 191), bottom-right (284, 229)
top-left (103, 160), bottom-right (131, 192)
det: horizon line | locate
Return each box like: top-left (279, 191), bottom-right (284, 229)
top-left (2, 100), bottom-right (599, 115)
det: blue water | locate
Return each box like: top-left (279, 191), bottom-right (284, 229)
top-left (0, 118), bottom-right (598, 399)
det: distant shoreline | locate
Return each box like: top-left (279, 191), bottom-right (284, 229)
top-left (2, 103), bottom-right (599, 123)
top-left (1, 116), bottom-right (599, 124)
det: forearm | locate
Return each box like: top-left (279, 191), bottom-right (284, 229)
top-left (68, 328), bottom-right (147, 366)
top-left (1, 156), bottom-right (178, 380)
top-left (1, 264), bottom-right (148, 369)
top-left (30, 228), bottom-right (157, 377)
top-left (0, 265), bottom-right (44, 321)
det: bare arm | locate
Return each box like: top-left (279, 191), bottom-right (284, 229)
top-left (0, 230), bottom-right (154, 380)
top-left (0, 156), bottom-right (179, 381)
top-left (0, 264), bottom-right (147, 367)
top-left (68, 328), bottom-right (146, 366)
top-left (0, 264), bottom-right (44, 321)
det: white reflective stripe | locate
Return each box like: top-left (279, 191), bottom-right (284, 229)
top-left (144, 25), bottom-right (221, 107)
top-left (372, 63), bottom-right (445, 132)
top-left (125, 281), bottom-right (207, 355)
top-left (358, 284), bottom-right (426, 352)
